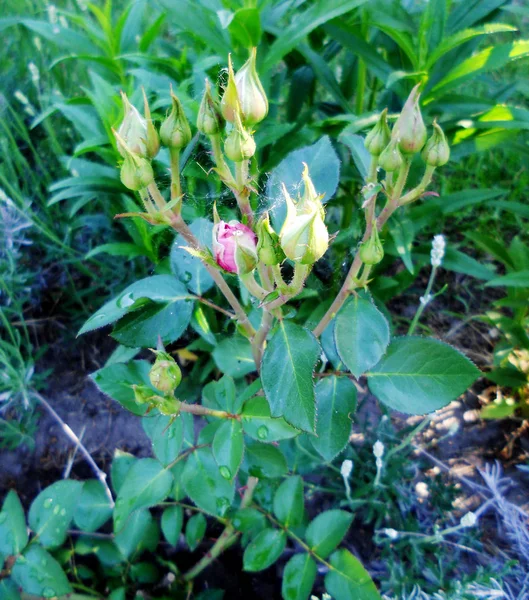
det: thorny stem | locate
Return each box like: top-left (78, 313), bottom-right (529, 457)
top-left (175, 400), bottom-right (240, 420)
top-left (209, 133), bottom-right (235, 186)
top-left (34, 393), bottom-right (114, 508)
top-left (182, 476), bottom-right (259, 581)
top-left (240, 271), bottom-right (268, 300)
top-left (235, 160), bottom-right (253, 225)
top-left (312, 157), bottom-right (413, 338)
top-left (252, 309), bottom-right (274, 369)
top-left (169, 147), bottom-right (182, 207)
top-left (147, 182), bottom-right (166, 211)
top-left (400, 164), bottom-right (435, 205)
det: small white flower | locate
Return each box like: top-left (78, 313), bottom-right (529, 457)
top-left (460, 511), bottom-right (478, 528)
top-left (59, 15), bottom-right (68, 29)
top-left (383, 528), bottom-right (399, 540)
top-left (430, 234), bottom-right (446, 268)
top-left (415, 481), bottom-right (429, 499)
top-left (340, 459), bottom-right (353, 479)
top-left (28, 62), bottom-right (40, 86)
top-left (33, 36), bottom-right (42, 52)
top-left (322, 595), bottom-right (331, 600)
top-left (419, 294), bottom-right (432, 306)
top-left (373, 440), bottom-right (385, 458)
top-left (14, 91), bottom-right (30, 105)
top-left (47, 4), bottom-right (58, 24)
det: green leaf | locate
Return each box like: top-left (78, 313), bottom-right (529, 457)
top-left (367, 337), bottom-right (480, 414)
top-left (170, 218), bottom-right (214, 295)
top-left (263, 0), bottom-right (367, 70)
top-left (243, 528), bottom-right (286, 572)
top-left (142, 414), bottom-right (184, 467)
top-left (185, 513), bottom-right (207, 551)
top-left (388, 213), bottom-right (415, 273)
top-left (79, 275), bottom-right (192, 335)
top-left (428, 40), bottom-right (529, 100)
top-left (427, 23), bottom-right (518, 68)
top-left (11, 545), bottom-right (72, 597)
top-left (485, 270), bottom-right (529, 288)
top-left (433, 188), bottom-right (506, 215)
top-left (324, 549), bottom-right (381, 599)
top-left (85, 242), bottom-right (145, 260)
top-left (212, 420), bottom-right (244, 481)
top-left (228, 7), bottom-right (262, 48)
top-left (244, 442), bottom-right (288, 479)
top-left (267, 137), bottom-right (340, 230)
top-left (481, 398), bottom-right (519, 420)
top-left (282, 553), bottom-right (317, 600)
top-left (0, 490), bottom-right (28, 555)
top-left (0, 579), bottom-right (20, 600)
top-left (73, 480), bottom-right (113, 533)
top-left (306, 510), bottom-right (353, 559)
top-left (261, 321), bottom-right (320, 432)
top-left (28, 480), bottom-right (82, 549)
top-left (182, 448), bottom-right (235, 516)
top-left (441, 248), bottom-right (496, 281)
top-left (334, 296), bottom-right (390, 378)
top-left (111, 450), bottom-right (137, 494)
top-left (241, 396), bottom-right (300, 442)
top-left (114, 509), bottom-right (159, 559)
top-left (114, 459), bottom-right (173, 531)
top-left (338, 132), bottom-right (371, 180)
top-left (232, 508), bottom-right (267, 536)
top-left (212, 336), bottom-right (256, 378)
top-left (161, 506), bottom-right (183, 546)
top-left (273, 476), bottom-right (304, 528)
top-left (310, 377), bottom-right (357, 462)
top-left (90, 360), bottom-right (153, 416)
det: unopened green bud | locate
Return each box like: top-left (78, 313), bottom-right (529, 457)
top-left (359, 226), bottom-right (384, 265)
top-left (117, 92), bottom-right (149, 158)
top-left (364, 108), bottom-right (391, 156)
top-left (421, 120), bottom-right (450, 167)
top-left (393, 84), bottom-right (426, 154)
top-left (256, 213), bottom-right (285, 266)
top-left (197, 79), bottom-right (224, 135)
top-left (149, 351), bottom-right (182, 393)
top-left (133, 384), bottom-right (156, 405)
top-left (142, 88), bottom-right (160, 159)
top-left (233, 47), bottom-right (268, 127)
top-left (160, 91), bottom-right (192, 149)
top-left (224, 121), bottom-right (256, 162)
top-left (279, 165), bottom-right (329, 265)
top-left (119, 151), bottom-right (154, 191)
top-left (378, 137), bottom-right (403, 172)
top-left (220, 55), bottom-right (240, 124)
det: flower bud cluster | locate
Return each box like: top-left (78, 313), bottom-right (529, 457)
top-left (365, 84), bottom-right (450, 171)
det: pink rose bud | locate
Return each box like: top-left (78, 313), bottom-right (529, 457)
top-left (212, 220), bottom-right (258, 275)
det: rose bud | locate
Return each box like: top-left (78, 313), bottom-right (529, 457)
top-left (234, 47), bottom-right (268, 127)
top-left (149, 351), bottom-right (182, 394)
top-left (359, 225), bottom-right (384, 265)
top-left (393, 84), bottom-right (426, 155)
top-left (197, 79), bottom-right (224, 136)
top-left (224, 118), bottom-right (256, 162)
top-left (421, 119), bottom-right (450, 167)
top-left (256, 213), bottom-right (285, 266)
top-left (279, 164), bottom-right (329, 265)
top-left (142, 88), bottom-right (160, 158)
top-left (114, 129), bottom-right (154, 191)
top-left (212, 220), bottom-right (258, 275)
top-left (117, 92), bottom-right (150, 158)
top-left (364, 108), bottom-right (391, 156)
top-left (160, 90), bottom-right (192, 150)
top-left (378, 137), bottom-right (403, 172)
top-left (220, 55), bottom-right (240, 124)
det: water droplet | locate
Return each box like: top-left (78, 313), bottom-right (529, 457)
top-left (52, 505), bottom-right (60, 515)
top-left (257, 425), bottom-right (268, 440)
top-left (43, 498), bottom-right (53, 509)
top-left (219, 466), bottom-right (231, 480)
top-left (117, 292), bottom-right (135, 308)
top-left (60, 508), bottom-right (66, 516)
top-left (42, 587), bottom-right (56, 598)
top-left (216, 497), bottom-right (230, 516)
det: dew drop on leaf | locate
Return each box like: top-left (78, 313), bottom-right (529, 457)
top-left (257, 425), bottom-right (268, 440)
top-left (219, 466), bottom-right (231, 480)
